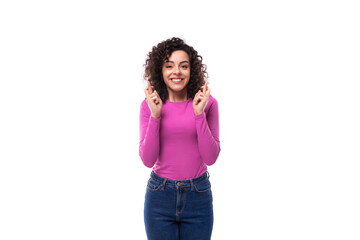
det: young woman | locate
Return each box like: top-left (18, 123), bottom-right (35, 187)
top-left (139, 37), bottom-right (221, 240)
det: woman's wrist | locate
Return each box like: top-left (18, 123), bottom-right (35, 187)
top-left (194, 110), bottom-right (203, 116)
top-left (151, 113), bottom-right (160, 119)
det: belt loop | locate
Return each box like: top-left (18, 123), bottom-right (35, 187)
top-left (207, 171), bottom-right (210, 179)
top-left (190, 179), bottom-right (194, 191)
top-left (162, 178), bottom-right (167, 190)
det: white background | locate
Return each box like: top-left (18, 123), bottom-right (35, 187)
top-left (1, 0), bottom-right (359, 239)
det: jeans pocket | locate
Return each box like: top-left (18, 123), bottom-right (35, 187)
top-left (146, 178), bottom-right (163, 192)
top-left (194, 179), bottom-right (211, 193)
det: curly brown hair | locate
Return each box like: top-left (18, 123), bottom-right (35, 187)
top-left (144, 37), bottom-right (208, 103)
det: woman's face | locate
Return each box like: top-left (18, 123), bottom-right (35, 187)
top-left (162, 50), bottom-right (191, 97)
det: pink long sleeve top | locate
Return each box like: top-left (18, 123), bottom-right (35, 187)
top-left (139, 94), bottom-right (220, 180)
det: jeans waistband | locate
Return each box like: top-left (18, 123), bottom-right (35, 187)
top-left (150, 171), bottom-right (210, 188)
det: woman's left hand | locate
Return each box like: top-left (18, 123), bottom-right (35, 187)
top-left (193, 82), bottom-right (211, 116)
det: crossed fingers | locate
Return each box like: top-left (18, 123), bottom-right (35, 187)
top-left (144, 81), bottom-right (160, 104)
top-left (200, 81), bottom-right (210, 96)
top-left (194, 81), bottom-right (211, 105)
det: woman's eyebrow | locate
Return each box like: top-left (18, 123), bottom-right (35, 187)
top-left (165, 60), bottom-right (190, 64)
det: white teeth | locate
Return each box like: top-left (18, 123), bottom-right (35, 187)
top-left (172, 79), bottom-right (182, 82)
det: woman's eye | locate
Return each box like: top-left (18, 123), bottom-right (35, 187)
top-left (181, 65), bottom-right (188, 69)
top-left (166, 66), bottom-right (173, 69)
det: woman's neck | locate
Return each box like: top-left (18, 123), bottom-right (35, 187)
top-left (167, 92), bottom-right (188, 102)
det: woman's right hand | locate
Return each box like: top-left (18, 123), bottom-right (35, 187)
top-left (144, 81), bottom-right (163, 118)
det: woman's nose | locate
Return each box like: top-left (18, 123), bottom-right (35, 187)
top-left (173, 66), bottom-right (180, 74)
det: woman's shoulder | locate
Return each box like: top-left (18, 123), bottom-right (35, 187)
top-left (141, 98), bottom-right (147, 106)
top-left (205, 94), bottom-right (219, 112)
top-left (209, 94), bottom-right (217, 101)
top-left (140, 98), bottom-right (150, 113)
top-left (208, 94), bottom-right (218, 106)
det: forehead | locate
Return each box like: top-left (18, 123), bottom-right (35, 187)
top-left (167, 50), bottom-right (190, 62)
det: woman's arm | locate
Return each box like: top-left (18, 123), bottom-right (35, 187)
top-left (139, 100), bottom-right (160, 168)
top-left (195, 96), bottom-right (221, 165)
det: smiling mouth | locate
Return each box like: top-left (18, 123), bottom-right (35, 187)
top-left (171, 78), bottom-right (183, 82)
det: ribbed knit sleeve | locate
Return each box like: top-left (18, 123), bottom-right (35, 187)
top-left (139, 100), bottom-right (160, 168)
top-left (194, 97), bottom-right (221, 165)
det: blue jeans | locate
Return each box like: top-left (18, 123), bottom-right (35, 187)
top-left (144, 171), bottom-right (213, 240)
